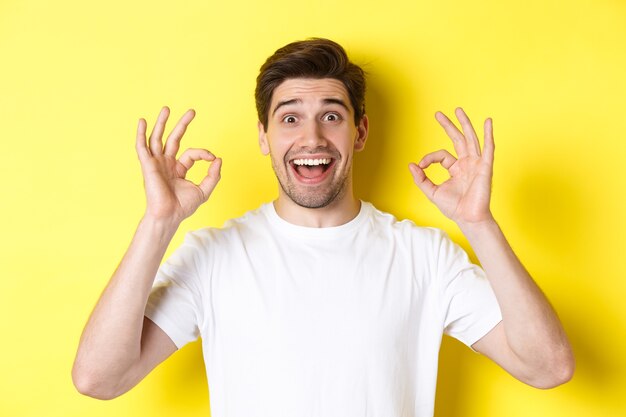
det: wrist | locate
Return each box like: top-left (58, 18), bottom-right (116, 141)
top-left (456, 215), bottom-right (500, 240)
top-left (138, 215), bottom-right (180, 242)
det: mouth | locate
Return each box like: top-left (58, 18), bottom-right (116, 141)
top-left (289, 157), bottom-right (336, 184)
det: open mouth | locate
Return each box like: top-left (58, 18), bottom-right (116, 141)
top-left (289, 158), bottom-right (335, 182)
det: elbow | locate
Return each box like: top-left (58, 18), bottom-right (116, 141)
top-left (528, 348), bottom-right (575, 389)
top-left (72, 364), bottom-right (123, 400)
top-left (549, 353), bottom-right (576, 388)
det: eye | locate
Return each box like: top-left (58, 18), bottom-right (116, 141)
top-left (282, 115), bottom-right (298, 124)
top-left (323, 112), bottom-right (341, 122)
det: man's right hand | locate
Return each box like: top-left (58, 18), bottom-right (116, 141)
top-left (136, 106), bottom-right (222, 225)
top-left (73, 107), bottom-right (221, 399)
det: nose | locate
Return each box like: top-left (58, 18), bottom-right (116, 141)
top-left (296, 119), bottom-right (328, 149)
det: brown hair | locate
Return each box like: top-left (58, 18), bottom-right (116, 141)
top-left (255, 38), bottom-right (366, 130)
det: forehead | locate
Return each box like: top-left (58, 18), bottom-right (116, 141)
top-left (270, 78), bottom-right (351, 110)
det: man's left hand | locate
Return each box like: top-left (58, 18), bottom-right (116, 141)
top-left (409, 107), bottom-right (495, 227)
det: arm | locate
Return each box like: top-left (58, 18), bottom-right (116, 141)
top-left (72, 107), bottom-right (222, 399)
top-left (409, 108), bottom-right (574, 388)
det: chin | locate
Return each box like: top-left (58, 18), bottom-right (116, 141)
top-left (283, 182), bottom-right (348, 210)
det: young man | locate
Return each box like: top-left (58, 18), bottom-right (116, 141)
top-left (73, 39), bottom-right (574, 416)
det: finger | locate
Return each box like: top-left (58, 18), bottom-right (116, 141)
top-left (178, 148), bottom-right (216, 171)
top-left (435, 111), bottom-right (468, 158)
top-left (135, 118), bottom-right (150, 162)
top-left (482, 118), bottom-right (495, 165)
top-left (455, 107), bottom-right (481, 156)
top-left (198, 157), bottom-right (222, 201)
top-left (409, 162), bottom-right (437, 201)
top-left (418, 149), bottom-right (457, 171)
top-left (148, 106), bottom-right (170, 155)
top-left (164, 109), bottom-right (196, 157)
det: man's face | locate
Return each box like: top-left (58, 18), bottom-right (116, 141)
top-left (258, 78), bottom-right (368, 209)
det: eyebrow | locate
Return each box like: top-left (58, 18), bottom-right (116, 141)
top-left (272, 99), bottom-right (301, 116)
top-left (322, 98), bottom-right (350, 112)
top-left (271, 97), bottom-right (351, 117)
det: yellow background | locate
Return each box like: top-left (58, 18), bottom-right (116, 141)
top-left (1, 0), bottom-right (624, 416)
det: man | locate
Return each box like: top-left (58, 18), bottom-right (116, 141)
top-left (72, 38), bottom-right (574, 416)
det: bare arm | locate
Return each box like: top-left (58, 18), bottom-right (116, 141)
top-left (72, 107), bottom-right (222, 399)
top-left (463, 220), bottom-right (573, 388)
top-left (409, 108), bottom-right (574, 388)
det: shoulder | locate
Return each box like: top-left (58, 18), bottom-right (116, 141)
top-left (183, 203), bottom-right (273, 247)
top-left (363, 203), bottom-right (464, 286)
top-left (360, 202), bottom-right (456, 269)
top-left (363, 201), bottom-right (447, 244)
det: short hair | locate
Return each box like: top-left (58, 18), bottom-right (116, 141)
top-left (255, 38), bottom-right (366, 130)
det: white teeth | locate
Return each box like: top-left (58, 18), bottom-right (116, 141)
top-left (293, 158), bottom-right (331, 166)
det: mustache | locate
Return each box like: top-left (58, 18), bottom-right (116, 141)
top-left (283, 146), bottom-right (341, 163)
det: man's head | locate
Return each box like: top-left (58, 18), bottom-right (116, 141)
top-left (255, 39), bottom-right (369, 212)
top-left (255, 38), bottom-right (366, 132)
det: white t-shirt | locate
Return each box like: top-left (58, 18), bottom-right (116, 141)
top-left (145, 201), bottom-right (502, 417)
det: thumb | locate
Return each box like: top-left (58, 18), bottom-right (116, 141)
top-left (198, 157), bottom-right (222, 201)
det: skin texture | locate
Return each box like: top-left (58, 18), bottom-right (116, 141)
top-left (72, 80), bottom-right (573, 400)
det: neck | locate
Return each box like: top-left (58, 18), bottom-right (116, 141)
top-left (273, 191), bottom-right (361, 228)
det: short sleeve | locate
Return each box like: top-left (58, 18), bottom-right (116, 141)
top-left (436, 231), bottom-right (502, 348)
top-left (145, 231), bottom-right (208, 349)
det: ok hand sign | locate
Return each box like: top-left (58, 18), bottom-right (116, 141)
top-left (135, 107), bottom-right (222, 225)
top-left (409, 108), bottom-right (495, 227)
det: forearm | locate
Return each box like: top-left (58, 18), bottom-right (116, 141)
top-left (459, 219), bottom-right (574, 379)
top-left (72, 217), bottom-right (178, 394)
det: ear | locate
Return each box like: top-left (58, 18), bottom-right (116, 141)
top-left (258, 121), bottom-right (270, 155)
top-left (353, 114), bottom-right (369, 152)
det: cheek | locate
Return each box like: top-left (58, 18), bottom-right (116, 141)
top-left (264, 130), bottom-right (286, 151)
top-left (335, 128), bottom-right (359, 151)
top-left (268, 142), bottom-right (290, 167)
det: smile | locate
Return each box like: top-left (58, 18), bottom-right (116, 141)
top-left (289, 157), bottom-right (335, 183)
top-left (293, 158), bottom-right (332, 166)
